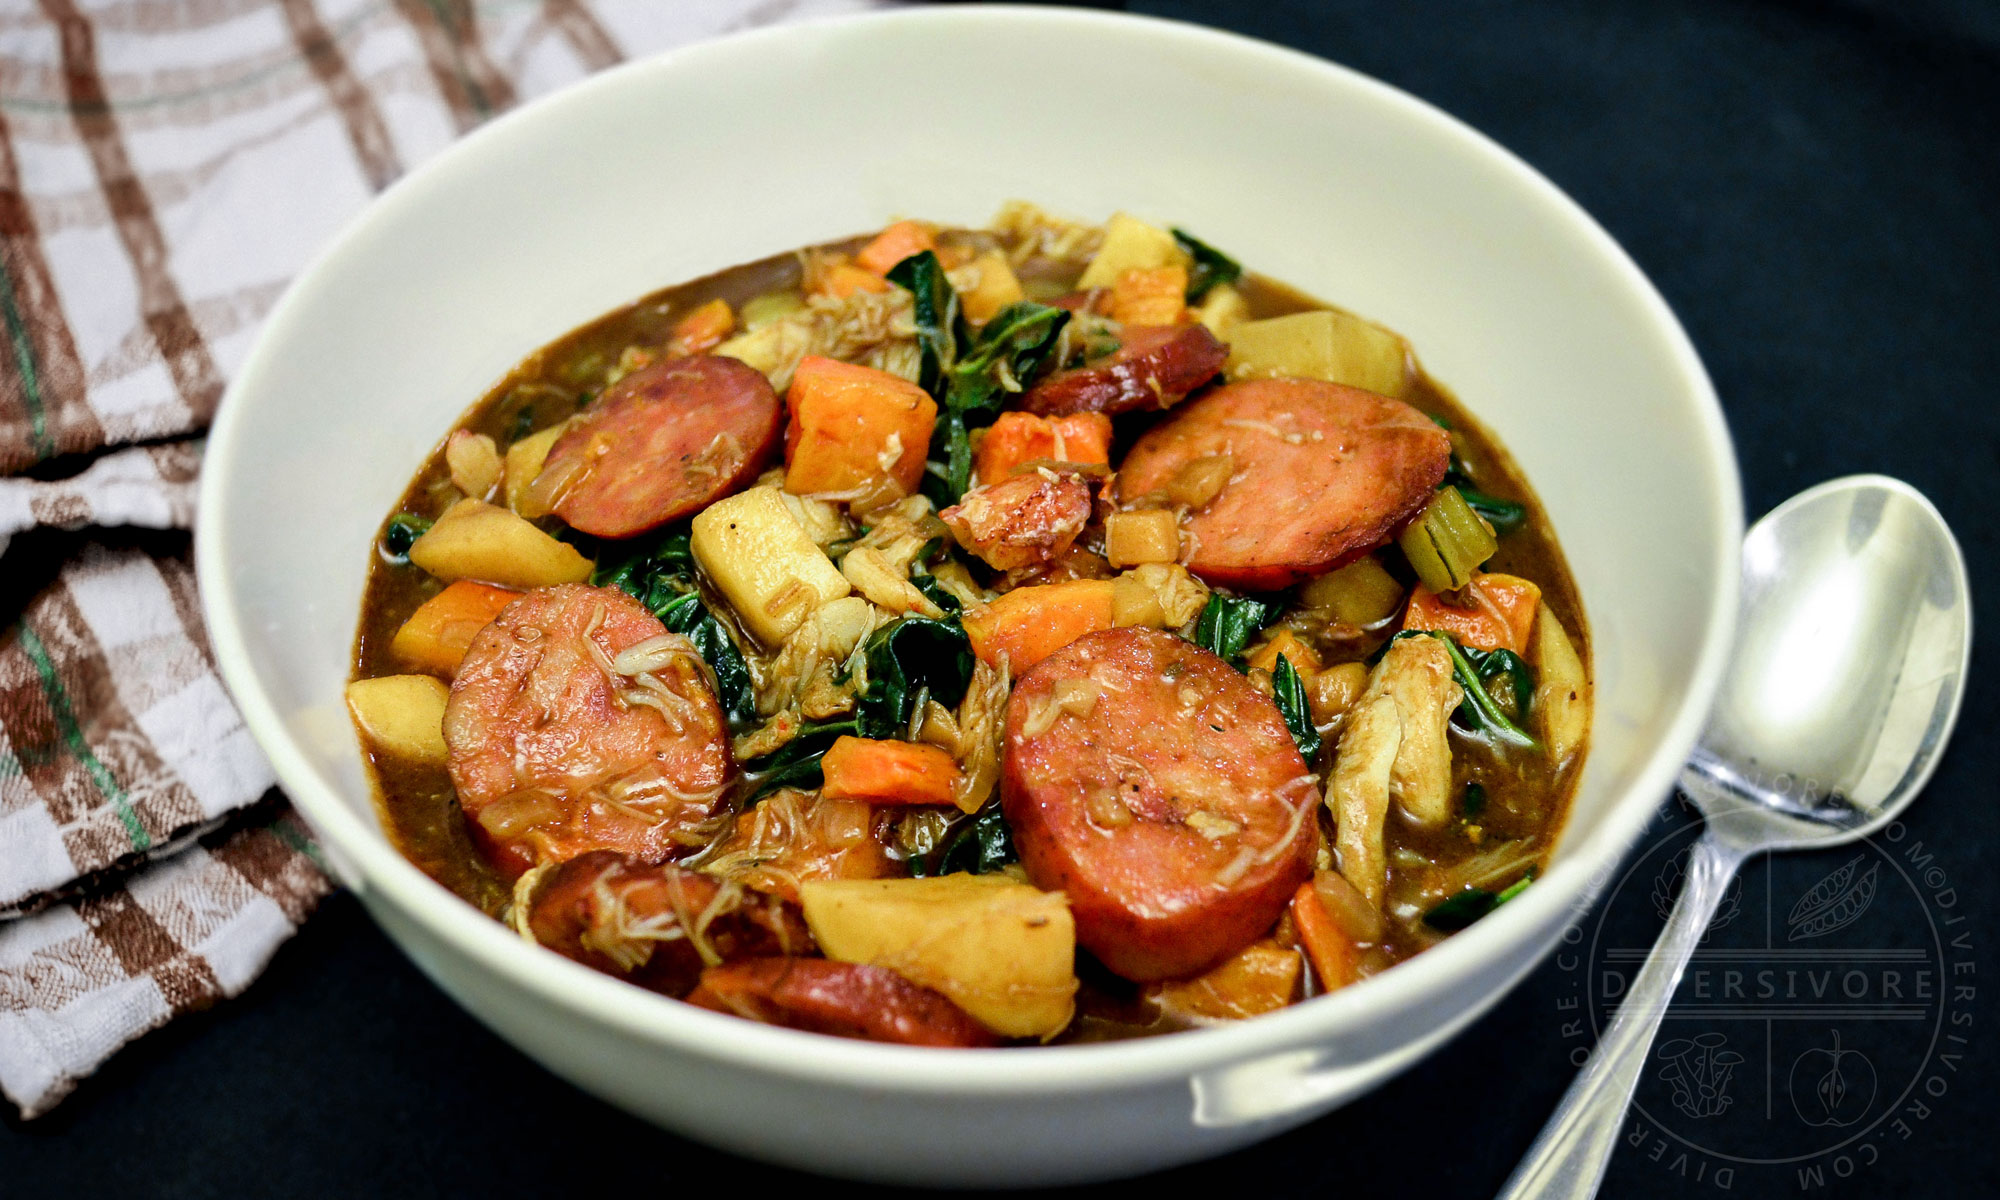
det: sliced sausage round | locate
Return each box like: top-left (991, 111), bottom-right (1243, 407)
top-left (1023, 325), bottom-right (1226, 417)
top-left (527, 851), bottom-right (813, 997)
top-left (1117, 379), bottom-right (1450, 590)
top-left (1000, 627), bottom-right (1318, 982)
top-left (687, 958), bottom-right (1000, 1047)
top-left (444, 583), bottom-right (734, 876)
top-left (538, 354), bottom-right (781, 538)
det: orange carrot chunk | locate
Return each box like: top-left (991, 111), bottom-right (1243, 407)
top-left (1244, 627), bottom-right (1322, 676)
top-left (820, 736), bottom-right (960, 806)
top-left (853, 220), bottom-right (938, 276)
top-left (784, 356), bottom-right (937, 496)
top-left (668, 298), bottom-right (735, 356)
top-left (1401, 571), bottom-right (1542, 654)
top-left (963, 580), bottom-right (1117, 671)
top-left (973, 411), bottom-right (1114, 487)
top-left (1290, 881), bottom-right (1359, 992)
top-left (390, 581), bottom-right (522, 675)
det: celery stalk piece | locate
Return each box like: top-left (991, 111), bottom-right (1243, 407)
top-left (1398, 486), bottom-right (1498, 594)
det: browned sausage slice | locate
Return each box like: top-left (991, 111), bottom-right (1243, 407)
top-left (1117, 379), bottom-right (1450, 590)
top-left (1022, 325), bottom-right (1226, 417)
top-left (1001, 627), bottom-right (1318, 982)
top-left (526, 851), bottom-right (813, 997)
top-left (687, 958), bottom-right (1001, 1047)
top-left (537, 354), bottom-right (781, 538)
top-left (444, 584), bottom-right (734, 875)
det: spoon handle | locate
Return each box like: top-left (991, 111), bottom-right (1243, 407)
top-left (1495, 831), bottom-right (1747, 1200)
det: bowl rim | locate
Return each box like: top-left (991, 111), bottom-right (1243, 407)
top-left (195, 3), bottom-right (1742, 1092)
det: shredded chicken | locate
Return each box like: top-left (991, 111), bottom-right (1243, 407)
top-left (756, 595), bottom-right (880, 716)
top-left (1326, 636), bottom-right (1462, 907)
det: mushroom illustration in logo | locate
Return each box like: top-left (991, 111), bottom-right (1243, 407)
top-left (1789, 1030), bottom-right (1878, 1127)
top-left (1658, 1032), bottom-right (1744, 1119)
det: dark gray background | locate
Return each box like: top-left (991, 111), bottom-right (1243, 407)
top-left (8, 0), bottom-right (1996, 1193)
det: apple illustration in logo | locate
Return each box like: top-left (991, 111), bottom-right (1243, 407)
top-left (1789, 1030), bottom-right (1877, 1127)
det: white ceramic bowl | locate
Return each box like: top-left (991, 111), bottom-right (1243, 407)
top-left (198, 6), bottom-right (1740, 1185)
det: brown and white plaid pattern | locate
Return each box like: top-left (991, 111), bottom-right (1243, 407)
top-left (0, 0), bottom-right (890, 1119)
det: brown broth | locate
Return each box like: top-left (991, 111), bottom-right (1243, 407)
top-left (352, 227), bottom-right (1590, 1031)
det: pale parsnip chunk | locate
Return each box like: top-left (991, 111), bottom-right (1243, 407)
top-left (1224, 309), bottom-right (1410, 399)
top-left (799, 874), bottom-right (1078, 1039)
top-left (502, 423), bottom-right (566, 517)
top-left (1193, 282), bottom-right (1251, 336)
top-left (1533, 606), bottom-right (1590, 768)
top-left (1075, 212), bottom-right (1190, 289)
top-left (407, 498), bottom-right (592, 588)
top-left (714, 320), bottom-right (812, 391)
top-left (345, 675), bottom-right (449, 764)
top-left (690, 485), bottom-right (851, 646)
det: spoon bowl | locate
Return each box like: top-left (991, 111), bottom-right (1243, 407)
top-left (1501, 474), bottom-right (1971, 1200)
top-left (1687, 474), bottom-right (1972, 847)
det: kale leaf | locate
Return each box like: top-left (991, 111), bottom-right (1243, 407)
top-left (1271, 653), bottom-right (1323, 761)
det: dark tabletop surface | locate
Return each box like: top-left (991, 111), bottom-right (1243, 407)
top-left (8, 0), bottom-right (1998, 1194)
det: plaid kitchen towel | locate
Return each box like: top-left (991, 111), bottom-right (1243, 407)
top-left (0, 0), bottom-right (890, 1120)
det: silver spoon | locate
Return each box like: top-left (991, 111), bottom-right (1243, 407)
top-left (1497, 474), bottom-right (1971, 1200)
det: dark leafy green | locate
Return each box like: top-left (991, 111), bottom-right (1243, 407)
top-left (1423, 871), bottom-right (1535, 931)
top-left (854, 616), bottom-right (975, 739)
top-left (1457, 487), bottom-right (1527, 536)
top-left (1462, 782), bottom-right (1488, 819)
top-left (930, 302), bottom-right (1071, 504)
top-left (908, 538), bottom-right (963, 615)
top-left (743, 615), bottom-right (974, 801)
top-left (1172, 227), bottom-right (1243, 302)
top-left (1442, 452), bottom-right (1527, 536)
top-left (591, 525), bottom-right (754, 726)
top-left (909, 804), bottom-right (1019, 877)
top-left (1194, 594), bottom-right (1273, 668)
top-left (885, 250), bottom-right (960, 396)
top-left (1271, 653), bottom-right (1322, 761)
top-left (1462, 646), bottom-right (1534, 723)
top-left (591, 527), bottom-right (695, 613)
top-left (658, 594), bottom-right (757, 725)
top-left (1390, 630), bottom-right (1540, 749)
top-left (742, 716), bottom-right (868, 797)
top-left (887, 253), bottom-right (1070, 506)
top-left (381, 513), bottom-right (431, 564)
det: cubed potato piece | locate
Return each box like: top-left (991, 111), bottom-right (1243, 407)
top-left (503, 423), bottom-right (565, 517)
top-left (1299, 556), bottom-right (1406, 627)
top-left (1532, 606), bottom-right (1590, 768)
top-left (1076, 212), bottom-right (1190, 290)
top-left (1224, 309), bottom-right (1411, 398)
top-left (1148, 940), bottom-right (1302, 1021)
top-left (784, 356), bottom-right (936, 497)
top-left (715, 319), bottom-right (812, 391)
top-left (957, 249), bottom-right (1026, 323)
top-left (1104, 509), bottom-right (1180, 568)
top-left (390, 580), bottom-right (521, 675)
top-left (407, 498), bottom-right (593, 588)
top-left (345, 675), bottom-right (449, 764)
top-left (1194, 282), bottom-right (1251, 336)
top-left (799, 874), bottom-right (1078, 1040)
top-left (690, 485), bottom-right (852, 646)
